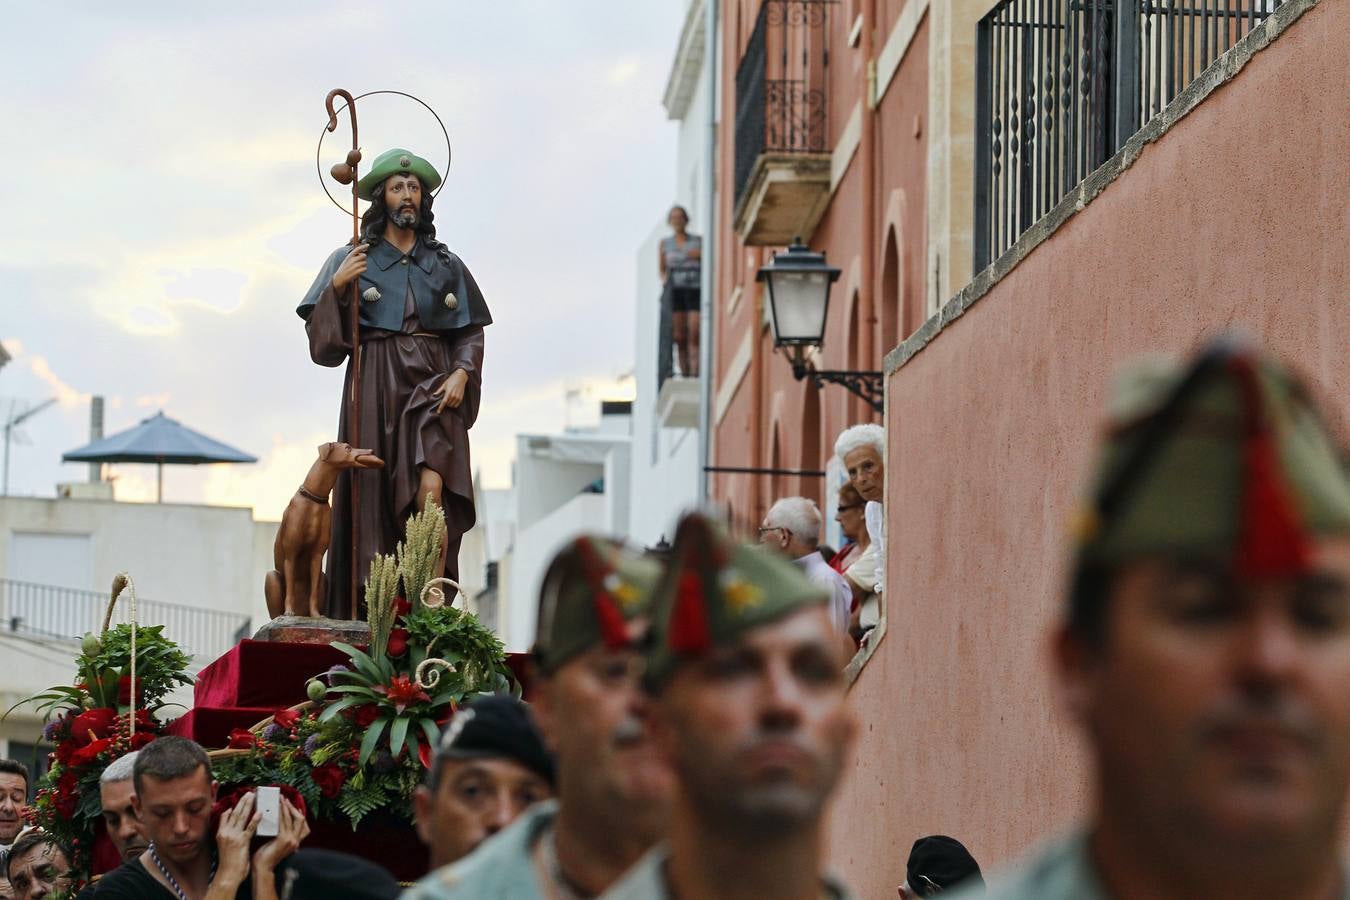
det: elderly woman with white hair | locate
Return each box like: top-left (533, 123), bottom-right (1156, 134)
top-left (834, 424), bottom-right (885, 634)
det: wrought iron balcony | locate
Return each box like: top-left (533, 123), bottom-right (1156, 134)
top-left (974, 0), bottom-right (1278, 270)
top-left (733, 1), bottom-right (837, 246)
top-left (1, 578), bottom-right (251, 662)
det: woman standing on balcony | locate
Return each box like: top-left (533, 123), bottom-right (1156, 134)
top-left (659, 205), bottom-right (701, 378)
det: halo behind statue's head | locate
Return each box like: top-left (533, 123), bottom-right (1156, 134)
top-left (316, 89), bottom-right (453, 216)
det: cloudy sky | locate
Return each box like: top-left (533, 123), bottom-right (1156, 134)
top-left (0, 1), bottom-right (683, 519)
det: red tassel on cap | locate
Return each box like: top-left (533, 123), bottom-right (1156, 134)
top-left (1229, 356), bottom-right (1311, 579)
top-left (669, 568), bottom-right (712, 654)
top-left (592, 591), bottom-right (631, 650)
top-left (574, 538), bottom-right (632, 650)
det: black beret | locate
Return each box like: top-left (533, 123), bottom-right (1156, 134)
top-left (436, 695), bottom-right (555, 785)
top-left (276, 849), bottom-right (400, 900)
top-left (906, 835), bottom-right (984, 894)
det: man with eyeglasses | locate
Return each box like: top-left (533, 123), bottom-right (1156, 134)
top-left (408, 535), bottom-right (669, 898)
top-left (760, 497), bottom-right (853, 637)
top-left (952, 339), bottom-right (1350, 900)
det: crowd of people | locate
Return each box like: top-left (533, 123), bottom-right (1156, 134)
top-left (4, 339), bottom-right (1350, 899)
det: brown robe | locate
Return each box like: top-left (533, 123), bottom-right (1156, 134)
top-left (305, 277), bottom-right (483, 619)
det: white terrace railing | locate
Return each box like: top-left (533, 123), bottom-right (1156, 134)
top-left (0, 578), bottom-right (250, 662)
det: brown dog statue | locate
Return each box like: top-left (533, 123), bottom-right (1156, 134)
top-left (265, 442), bottom-right (384, 618)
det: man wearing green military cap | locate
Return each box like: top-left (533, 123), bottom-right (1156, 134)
top-left (297, 147), bottom-right (492, 618)
top-left (408, 535), bottom-right (673, 898)
top-left (605, 512), bottom-right (857, 899)
top-left (957, 337), bottom-right (1350, 900)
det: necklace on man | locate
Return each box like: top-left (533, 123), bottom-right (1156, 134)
top-left (148, 841), bottom-right (217, 900)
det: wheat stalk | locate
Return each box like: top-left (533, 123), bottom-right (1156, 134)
top-left (397, 495), bottom-right (447, 612)
top-left (364, 553), bottom-right (399, 660)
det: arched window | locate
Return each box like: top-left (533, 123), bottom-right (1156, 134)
top-left (880, 226), bottom-right (900, 356)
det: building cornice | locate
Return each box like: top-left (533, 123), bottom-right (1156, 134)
top-left (662, 0), bottom-right (708, 121)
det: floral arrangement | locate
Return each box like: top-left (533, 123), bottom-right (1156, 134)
top-left (212, 501), bottom-right (516, 830)
top-left (4, 577), bottom-right (193, 877)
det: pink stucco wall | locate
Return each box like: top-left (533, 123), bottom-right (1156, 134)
top-left (827, 2), bottom-right (1350, 895)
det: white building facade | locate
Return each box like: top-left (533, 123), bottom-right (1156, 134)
top-left (0, 494), bottom-right (272, 772)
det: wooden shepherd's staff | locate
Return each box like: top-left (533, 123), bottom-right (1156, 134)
top-left (325, 88), bottom-right (363, 620)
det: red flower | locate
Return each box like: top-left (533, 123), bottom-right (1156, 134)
top-left (386, 628), bottom-right (409, 658)
top-left (116, 676), bottom-right (141, 707)
top-left (226, 729), bottom-right (258, 749)
top-left (69, 708), bottom-right (118, 744)
top-left (272, 709), bottom-right (301, 730)
top-left (348, 704), bottom-right (380, 728)
top-left (54, 787), bottom-right (78, 818)
top-left (69, 737), bottom-right (115, 768)
top-left (54, 740), bottom-right (77, 766)
top-left (394, 596), bottom-right (411, 619)
top-left (375, 675), bottom-right (430, 714)
top-left (130, 732), bottom-right (157, 750)
top-left (311, 764), bottom-right (346, 799)
top-left (417, 741), bottom-right (434, 770)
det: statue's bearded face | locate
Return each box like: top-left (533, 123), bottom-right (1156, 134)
top-left (383, 173), bottom-right (423, 229)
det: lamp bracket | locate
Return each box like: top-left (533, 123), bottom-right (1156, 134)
top-left (789, 358), bottom-right (884, 413)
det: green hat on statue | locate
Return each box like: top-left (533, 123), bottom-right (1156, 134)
top-left (356, 148), bottom-right (443, 202)
top-left (533, 536), bottom-right (664, 675)
top-left (1072, 335), bottom-right (1350, 580)
top-left (644, 512), bottom-right (830, 690)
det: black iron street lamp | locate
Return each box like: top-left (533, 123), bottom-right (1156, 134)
top-left (756, 240), bottom-right (884, 413)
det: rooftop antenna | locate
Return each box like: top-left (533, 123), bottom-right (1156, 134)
top-left (3, 397), bottom-right (57, 496)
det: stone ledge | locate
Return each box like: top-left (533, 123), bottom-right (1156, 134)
top-left (253, 615), bottom-right (370, 646)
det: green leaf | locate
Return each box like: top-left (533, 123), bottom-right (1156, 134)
top-left (317, 696), bottom-right (366, 723)
top-left (389, 716), bottom-right (410, 760)
top-left (331, 642), bottom-right (382, 682)
top-left (428, 690), bottom-right (459, 709)
top-left (418, 718), bottom-right (440, 753)
top-left (326, 685), bottom-right (379, 698)
top-left (359, 717), bottom-right (391, 767)
top-left (336, 781), bottom-right (386, 830)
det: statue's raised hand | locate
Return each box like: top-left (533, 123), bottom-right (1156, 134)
top-left (331, 243), bottom-right (370, 292)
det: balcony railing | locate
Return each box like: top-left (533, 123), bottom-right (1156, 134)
top-left (0, 578), bottom-right (251, 662)
top-left (974, 0), bottom-right (1277, 270)
top-left (733, 1), bottom-right (834, 210)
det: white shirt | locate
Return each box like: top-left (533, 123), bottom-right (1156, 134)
top-left (864, 501), bottom-right (885, 594)
top-left (797, 552), bottom-right (852, 635)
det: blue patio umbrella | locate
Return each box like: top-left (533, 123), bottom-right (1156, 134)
top-left (63, 411), bottom-right (257, 502)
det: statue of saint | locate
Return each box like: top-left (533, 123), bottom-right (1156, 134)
top-left (297, 148), bottom-right (492, 618)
